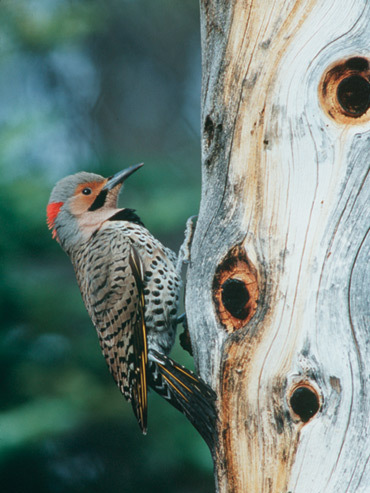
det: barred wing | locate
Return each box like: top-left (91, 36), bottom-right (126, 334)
top-left (84, 230), bottom-right (148, 433)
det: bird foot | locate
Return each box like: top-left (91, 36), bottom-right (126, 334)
top-left (176, 312), bottom-right (187, 327)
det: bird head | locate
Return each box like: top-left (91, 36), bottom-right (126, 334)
top-left (47, 163), bottom-right (143, 253)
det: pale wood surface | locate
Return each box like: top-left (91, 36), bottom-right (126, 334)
top-left (186, 1), bottom-right (370, 491)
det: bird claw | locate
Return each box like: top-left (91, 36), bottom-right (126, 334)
top-left (176, 312), bottom-right (187, 327)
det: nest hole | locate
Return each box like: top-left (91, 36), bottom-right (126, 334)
top-left (213, 245), bottom-right (258, 333)
top-left (221, 278), bottom-right (250, 319)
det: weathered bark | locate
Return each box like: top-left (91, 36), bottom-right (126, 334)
top-left (186, 1), bottom-right (370, 492)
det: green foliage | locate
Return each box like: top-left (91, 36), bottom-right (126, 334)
top-left (1, 0), bottom-right (105, 52)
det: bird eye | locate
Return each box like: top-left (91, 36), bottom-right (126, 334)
top-left (82, 187), bottom-right (92, 195)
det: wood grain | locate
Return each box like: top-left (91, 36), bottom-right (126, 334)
top-left (186, 1), bottom-right (370, 491)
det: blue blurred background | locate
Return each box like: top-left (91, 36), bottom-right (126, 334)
top-left (0, 1), bottom-right (214, 491)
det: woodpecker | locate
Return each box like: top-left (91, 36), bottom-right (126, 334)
top-left (47, 163), bottom-right (215, 446)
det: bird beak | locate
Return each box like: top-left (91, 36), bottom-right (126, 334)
top-left (102, 163), bottom-right (144, 191)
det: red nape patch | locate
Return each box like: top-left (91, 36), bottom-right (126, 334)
top-left (46, 202), bottom-right (63, 239)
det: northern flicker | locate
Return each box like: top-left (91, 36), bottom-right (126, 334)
top-left (47, 163), bottom-right (215, 446)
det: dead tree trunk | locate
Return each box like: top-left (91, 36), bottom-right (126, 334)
top-left (186, 1), bottom-right (370, 492)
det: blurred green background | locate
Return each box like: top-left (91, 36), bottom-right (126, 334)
top-left (0, 1), bottom-right (214, 491)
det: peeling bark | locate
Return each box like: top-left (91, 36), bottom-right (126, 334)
top-left (186, 1), bottom-right (370, 492)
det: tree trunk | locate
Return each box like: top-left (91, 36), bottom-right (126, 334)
top-left (186, 1), bottom-right (370, 492)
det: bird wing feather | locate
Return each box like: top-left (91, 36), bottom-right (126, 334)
top-left (127, 245), bottom-right (148, 432)
top-left (82, 228), bottom-right (148, 433)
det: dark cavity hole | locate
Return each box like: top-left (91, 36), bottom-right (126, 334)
top-left (337, 75), bottom-right (370, 116)
top-left (204, 115), bottom-right (215, 146)
top-left (290, 387), bottom-right (319, 423)
top-left (221, 278), bottom-right (250, 319)
top-left (345, 57), bottom-right (369, 72)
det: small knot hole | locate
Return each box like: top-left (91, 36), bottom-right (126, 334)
top-left (290, 386), bottom-right (320, 423)
top-left (337, 76), bottom-right (370, 116)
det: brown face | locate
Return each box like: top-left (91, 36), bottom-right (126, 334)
top-left (69, 179), bottom-right (109, 215)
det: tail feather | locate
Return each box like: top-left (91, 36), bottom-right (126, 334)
top-left (148, 349), bottom-right (217, 451)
